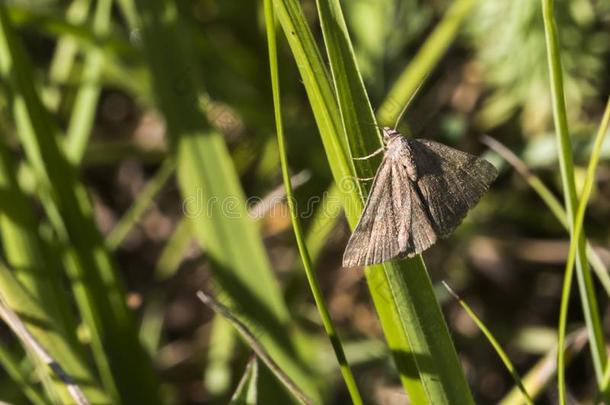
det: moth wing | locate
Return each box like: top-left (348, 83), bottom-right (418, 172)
top-left (343, 158), bottom-right (436, 267)
top-left (343, 160), bottom-right (400, 267)
top-left (392, 158), bottom-right (437, 259)
top-left (409, 138), bottom-right (498, 236)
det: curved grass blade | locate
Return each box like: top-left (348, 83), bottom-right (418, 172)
top-left (264, 2), bottom-right (363, 402)
top-left (540, 1), bottom-right (607, 398)
top-left (443, 282), bottom-right (533, 405)
top-left (558, 98), bottom-right (610, 403)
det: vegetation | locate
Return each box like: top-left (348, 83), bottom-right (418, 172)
top-left (0, 0), bottom-right (608, 403)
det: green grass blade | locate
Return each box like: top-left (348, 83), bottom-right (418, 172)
top-left (444, 282), bottom-right (533, 405)
top-left (43, 0), bottom-right (91, 111)
top-left (316, 0), bottom-right (381, 181)
top-left (377, 0), bottom-right (477, 126)
top-left (540, 0), bottom-right (607, 396)
top-left (0, 344), bottom-right (51, 405)
top-left (64, 0), bottom-right (112, 164)
top-left (274, 0), bottom-right (474, 402)
top-left (132, 0), bottom-right (320, 400)
top-left (106, 158), bottom-right (175, 250)
top-left (0, 7), bottom-right (161, 403)
top-left (265, 1), bottom-right (363, 403)
top-left (229, 357), bottom-right (258, 405)
top-left (558, 97), bottom-right (610, 403)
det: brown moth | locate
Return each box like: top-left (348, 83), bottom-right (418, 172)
top-left (342, 127), bottom-right (498, 267)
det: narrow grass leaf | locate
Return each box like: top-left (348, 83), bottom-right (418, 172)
top-left (558, 97), bottom-right (610, 402)
top-left (64, 0), bottom-right (112, 164)
top-left (229, 357), bottom-right (259, 405)
top-left (541, 0), bottom-right (607, 396)
top-left (43, 0), bottom-right (91, 110)
top-left (265, 1), bottom-right (363, 402)
top-left (106, 158), bottom-right (175, 250)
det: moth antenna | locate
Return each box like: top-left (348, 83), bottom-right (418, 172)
top-left (392, 74), bottom-right (428, 130)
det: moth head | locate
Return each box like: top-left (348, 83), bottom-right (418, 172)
top-left (382, 127), bottom-right (401, 145)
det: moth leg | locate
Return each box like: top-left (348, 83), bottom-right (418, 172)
top-left (353, 147), bottom-right (384, 160)
top-left (351, 175), bottom-right (375, 182)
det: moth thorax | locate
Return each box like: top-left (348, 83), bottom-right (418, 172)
top-left (382, 127), bottom-right (401, 144)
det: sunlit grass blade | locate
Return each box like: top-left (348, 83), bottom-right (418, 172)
top-left (0, 7), bottom-right (161, 403)
top-left (541, 1), bottom-right (607, 397)
top-left (499, 329), bottom-right (587, 405)
top-left (106, 158), bottom-right (175, 250)
top-left (64, 0), bottom-right (111, 164)
top-left (443, 282), bottom-right (533, 405)
top-left (43, 0), bottom-right (91, 111)
top-left (265, 1), bottom-right (362, 402)
top-left (558, 97), bottom-right (610, 402)
top-left (481, 136), bottom-right (610, 296)
top-left (312, 0), bottom-right (474, 401)
top-left (197, 291), bottom-right (314, 405)
top-left (132, 0), bottom-right (320, 400)
top-left (204, 316), bottom-right (236, 398)
top-left (229, 357), bottom-right (258, 405)
top-left (377, 0), bottom-right (477, 125)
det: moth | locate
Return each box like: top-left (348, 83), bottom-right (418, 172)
top-left (342, 127), bottom-right (498, 267)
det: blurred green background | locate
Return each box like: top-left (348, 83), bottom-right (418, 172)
top-left (0, 0), bottom-right (609, 404)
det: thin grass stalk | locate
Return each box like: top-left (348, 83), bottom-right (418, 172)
top-left (197, 292), bottom-right (314, 405)
top-left (541, 0), bottom-right (607, 396)
top-left (264, 1), bottom-right (363, 403)
top-left (44, 0), bottom-right (91, 110)
top-left (558, 98), bottom-right (610, 403)
top-left (64, 0), bottom-right (112, 164)
top-left (106, 158), bottom-right (175, 249)
top-left (443, 282), bottom-right (533, 405)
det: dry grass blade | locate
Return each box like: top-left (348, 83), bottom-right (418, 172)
top-left (196, 291), bottom-right (314, 405)
top-left (0, 299), bottom-right (88, 405)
